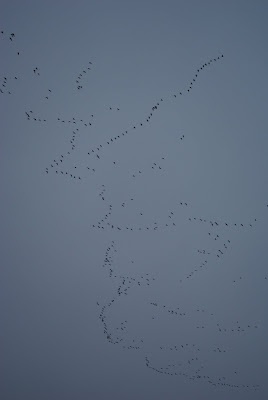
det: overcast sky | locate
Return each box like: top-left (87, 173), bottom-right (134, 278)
top-left (1, 1), bottom-right (268, 399)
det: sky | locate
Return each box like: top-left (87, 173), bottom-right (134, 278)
top-left (1, 1), bottom-right (268, 399)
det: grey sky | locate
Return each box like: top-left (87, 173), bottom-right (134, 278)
top-left (1, 1), bottom-right (268, 399)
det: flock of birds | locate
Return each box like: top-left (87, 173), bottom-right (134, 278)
top-left (98, 239), bottom-right (260, 390)
top-left (75, 61), bottom-right (93, 90)
top-left (2, 28), bottom-right (267, 395)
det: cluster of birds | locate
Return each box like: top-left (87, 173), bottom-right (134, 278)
top-left (25, 111), bottom-right (94, 126)
top-left (145, 356), bottom-right (260, 390)
top-left (25, 110), bottom-right (46, 122)
top-left (1, 30), bottom-right (17, 44)
top-left (98, 239), bottom-right (260, 391)
top-left (41, 54), bottom-right (222, 175)
top-left (23, 55), bottom-right (226, 181)
top-left (45, 89), bottom-right (52, 100)
top-left (98, 241), bottom-right (155, 350)
top-left (0, 76), bottom-right (11, 95)
top-left (88, 176), bottom-right (265, 296)
top-left (109, 106), bottom-right (120, 111)
top-left (33, 67), bottom-right (40, 76)
top-left (2, 31), bottom-right (265, 392)
top-left (130, 157), bottom-right (167, 178)
top-left (93, 196), bottom-right (187, 232)
top-left (75, 61), bottom-right (93, 90)
top-left (98, 184), bottom-right (106, 201)
top-left (0, 73), bottom-right (20, 95)
top-left (149, 302), bottom-right (259, 334)
top-left (93, 195), bottom-right (256, 239)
